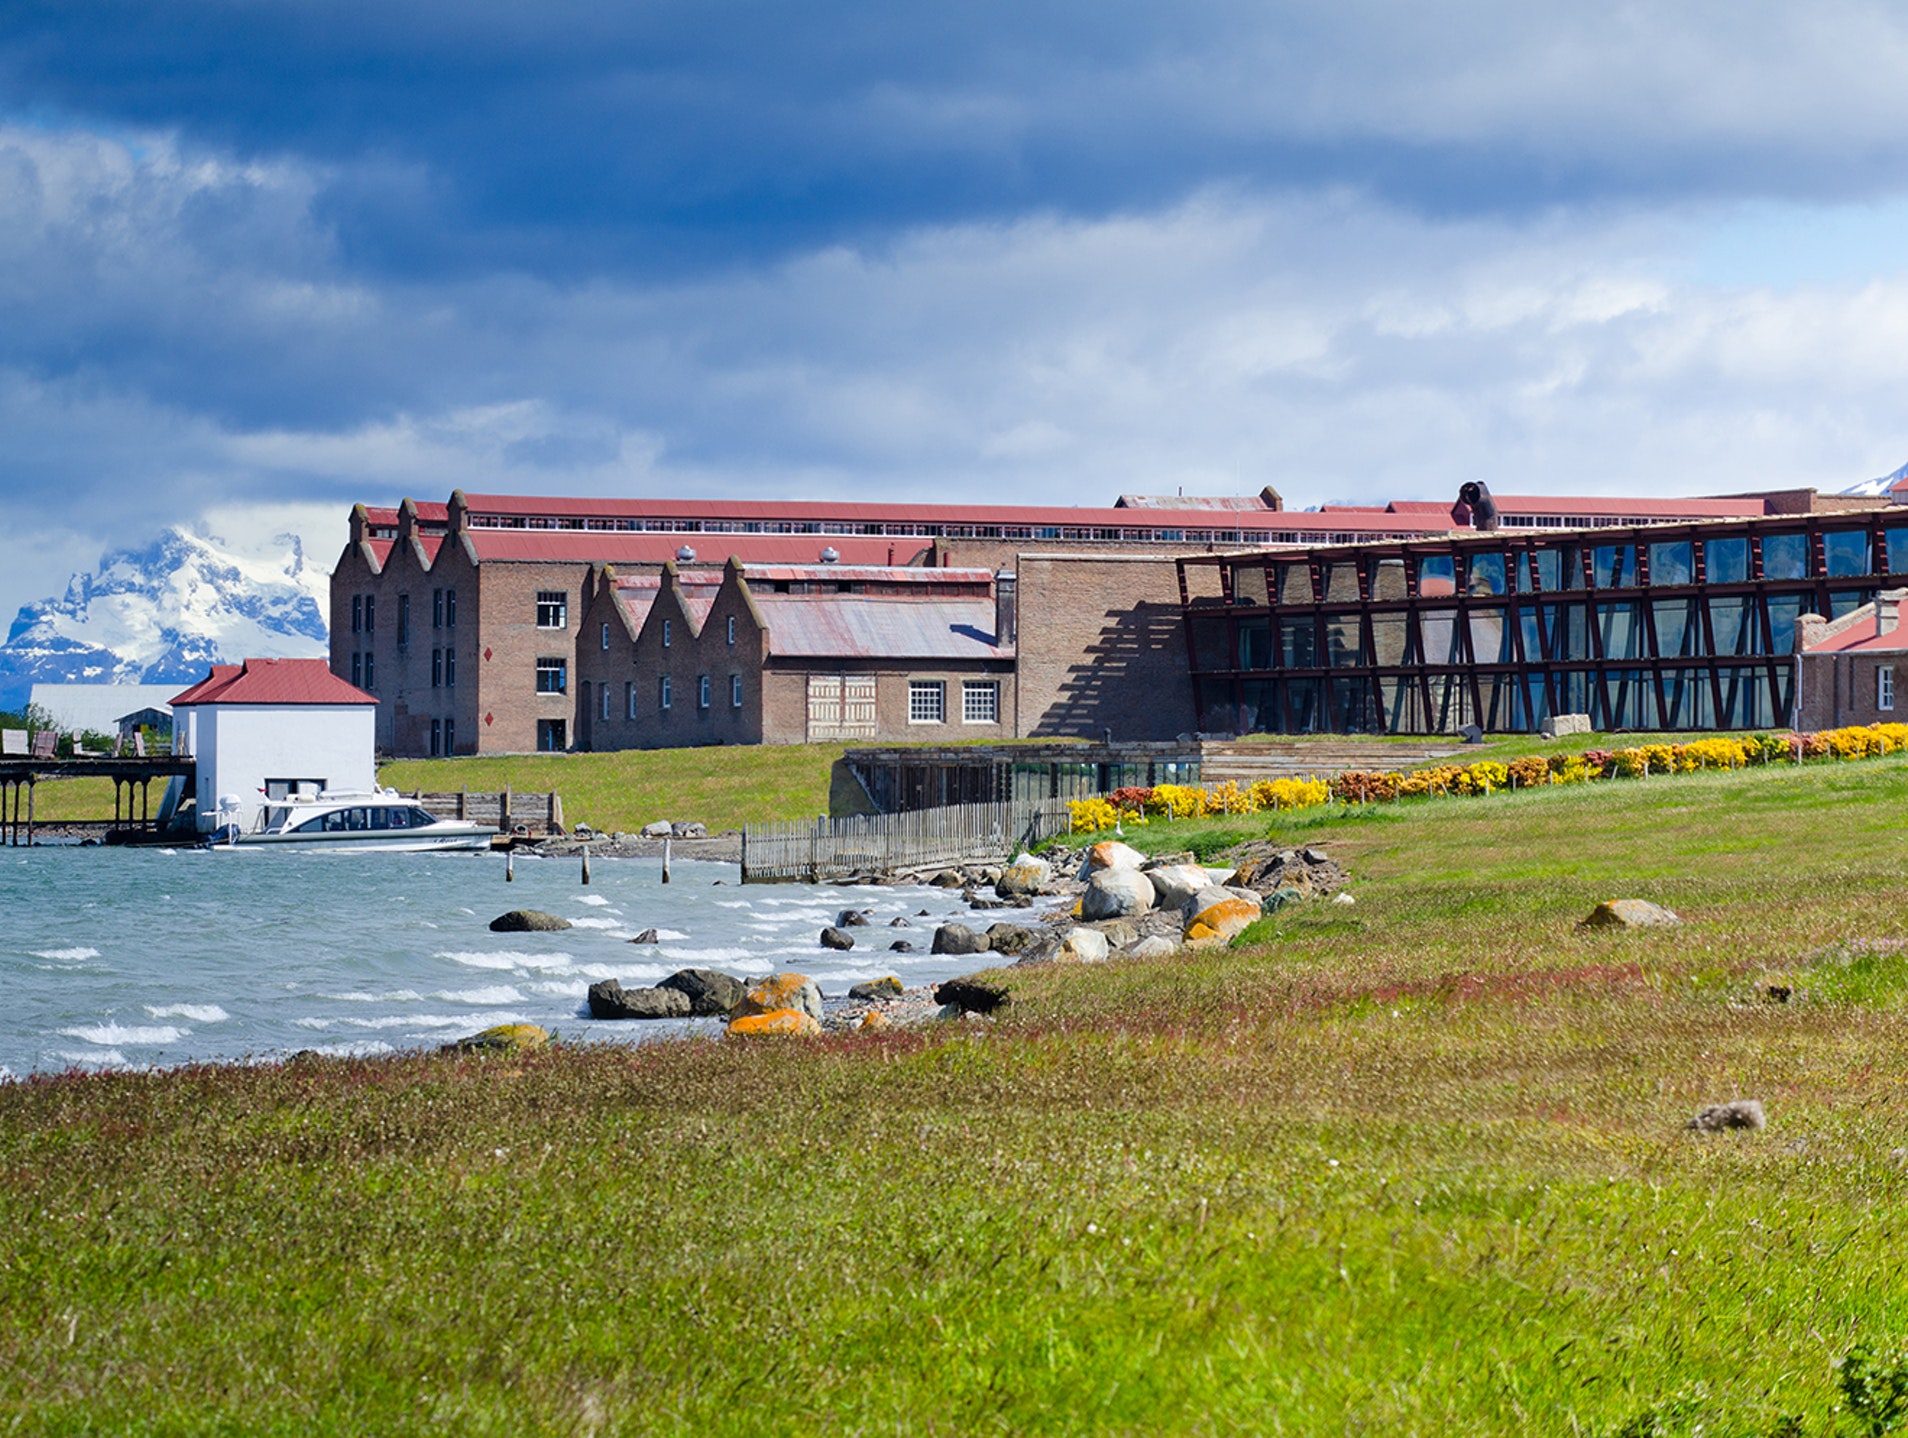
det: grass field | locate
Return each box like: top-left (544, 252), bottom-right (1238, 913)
top-left (9, 755), bottom-right (1908, 1431)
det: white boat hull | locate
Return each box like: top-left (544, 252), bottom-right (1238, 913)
top-left (226, 826), bottom-right (495, 853)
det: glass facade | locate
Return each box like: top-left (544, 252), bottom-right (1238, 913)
top-left (1187, 516), bottom-right (1892, 735)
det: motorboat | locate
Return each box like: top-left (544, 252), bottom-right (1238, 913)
top-left (208, 788), bottom-right (497, 852)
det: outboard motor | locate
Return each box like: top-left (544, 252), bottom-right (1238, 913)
top-left (1456, 480), bottom-right (1500, 533)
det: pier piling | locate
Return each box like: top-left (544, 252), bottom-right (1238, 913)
top-left (581, 845), bottom-right (592, 885)
top-left (662, 836), bottom-right (672, 884)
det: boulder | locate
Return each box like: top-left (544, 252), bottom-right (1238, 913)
top-left (1140, 851), bottom-right (1198, 870)
top-left (1180, 887), bottom-right (1235, 921)
top-left (442, 1023), bottom-right (549, 1055)
top-left (1144, 864), bottom-right (1210, 911)
top-left (820, 926), bottom-right (857, 951)
top-left (934, 976), bottom-right (1009, 1014)
top-left (984, 923), bottom-right (1041, 958)
top-left (628, 928), bottom-right (661, 944)
top-left (1186, 897), bottom-right (1262, 944)
top-left (1687, 1099), bottom-right (1765, 1132)
top-left (670, 821), bottom-right (707, 839)
top-left (1127, 935), bottom-right (1180, 961)
top-left (735, 973), bottom-right (825, 1023)
top-left (1581, 899), bottom-right (1681, 929)
top-left (1087, 919), bottom-right (1139, 950)
top-left (836, 909), bottom-right (871, 928)
top-left (587, 979), bottom-right (692, 1020)
top-left (1083, 840), bottom-right (1146, 874)
top-left (888, 915), bottom-right (911, 927)
top-left (856, 1011), bottom-right (891, 1031)
top-left (931, 923), bottom-right (990, 956)
top-left (889, 940), bottom-right (915, 953)
top-left (726, 1009), bottom-right (821, 1037)
top-left (1081, 868), bottom-right (1155, 921)
top-left (1301, 848), bottom-right (1330, 866)
top-left (657, 968), bottom-right (746, 1016)
top-left (1055, 927), bottom-right (1111, 964)
top-left (1260, 888), bottom-right (1304, 914)
top-left (928, 870), bottom-right (966, 888)
top-left (640, 820), bottom-right (673, 838)
top-left (849, 976), bottom-right (905, 1001)
top-left (1332, 892), bottom-right (1356, 907)
top-left (488, 909), bottom-right (571, 933)
top-left (995, 854), bottom-right (1054, 898)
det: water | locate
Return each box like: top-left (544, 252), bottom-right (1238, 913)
top-left (0, 847), bottom-right (1040, 1078)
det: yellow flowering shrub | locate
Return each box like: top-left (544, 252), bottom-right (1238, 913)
top-left (1067, 797), bottom-right (1120, 834)
top-left (1149, 784), bottom-right (1207, 819)
top-left (1679, 737), bottom-right (1749, 770)
top-left (1256, 777), bottom-right (1331, 811)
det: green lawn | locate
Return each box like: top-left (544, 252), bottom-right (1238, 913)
top-left (9, 756), bottom-right (1908, 1430)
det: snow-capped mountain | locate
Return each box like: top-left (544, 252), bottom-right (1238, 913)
top-left (0, 528), bottom-right (329, 710)
top-left (1842, 460), bottom-right (1908, 497)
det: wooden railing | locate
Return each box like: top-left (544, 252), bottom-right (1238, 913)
top-left (741, 798), bottom-right (1071, 884)
top-left (411, 790), bottom-right (564, 833)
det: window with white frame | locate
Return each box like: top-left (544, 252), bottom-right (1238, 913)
top-left (1883, 666), bottom-right (1896, 712)
top-left (908, 680), bottom-right (945, 723)
top-left (727, 615), bottom-right (737, 644)
top-left (536, 657), bottom-right (567, 694)
top-left (536, 591), bottom-right (568, 629)
top-left (660, 675), bottom-right (672, 710)
top-left (698, 674), bottom-right (711, 708)
top-left (962, 680), bottom-right (999, 724)
top-left (731, 673), bottom-right (743, 708)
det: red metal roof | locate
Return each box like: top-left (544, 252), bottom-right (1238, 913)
top-left (467, 532), bottom-right (917, 565)
top-left (754, 595), bottom-right (1010, 660)
top-left (171, 658), bottom-right (377, 707)
top-left (1805, 618), bottom-right (1908, 653)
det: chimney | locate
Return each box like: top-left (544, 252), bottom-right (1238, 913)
top-left (994, 568), bottom-right (1017, 649)
top-left (1881, 589), bottom-right (1907, 637)
top-left (1797, 612), bottom-right (1829, 653)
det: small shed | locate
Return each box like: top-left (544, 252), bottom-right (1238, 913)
top-left (170, 659), bottom-right (377, 833)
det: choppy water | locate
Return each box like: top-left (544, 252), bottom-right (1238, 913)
top-left (0, 847), bottom-right (1034, 1078)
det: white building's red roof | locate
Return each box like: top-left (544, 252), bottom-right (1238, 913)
top-left (171, 659), bottom-right (376, 707)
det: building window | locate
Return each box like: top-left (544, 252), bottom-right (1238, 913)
top-left (1882, 667), bottom-right (1896, 712)
top-left (626, 681), bottom-right (636, 719)
top-left (536, 591), bottom-right (568, 629)
top-left (536, 719), bottom-right (565, 751)
top-left (350, 653), bottom-right (362, 686)
top-left (698, 674), bottom-right (711, 709)
top-left (445, 646), bottom-right (455, 687)
top-left (351, 595), bottom-right (363, 634)
top-left (433, 588), bottom-right (444, 628)
top-left (601, 621), bottom-right (611, 651)
top-left (363, 652), bottom-right (375, 689)
top-left (444, 717), bottom-right (456, 754)
top-left (397, 594), bottom-right (410, 646)
top-left (364, 596), bottom-right (376, 634)
top-left (728, 616), bottom-right (737, 645)
top-left (962, 681), bottom-right (1000, 724)
top-left (536, 657), bottom-right (567, 694)
top-left (660, 675), bottom-right (672, 710)
top-left (430, 719), bottom-right (441, 756)
top-left (908, 680), bottom-right (945, 724)
top-left (731, 673), bottom-right (743, 708)
top-left (431, 649), bottom-right (443, 688)
top-left (602, 684), bottom-right (612, 720)
top-left (663, 618), bottom-right (672, 647)
top-left (445, 588), bottom-right (457, 627)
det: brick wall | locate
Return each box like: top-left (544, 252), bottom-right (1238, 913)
top-left (1012, 552), bottom-right (1198, 740)
top-left (474, 558), bottom-right (594, 753)
top-left (759, 662), bottom-right (1015, 744)
top-left (1798, 652), bottom-right (1905, 729)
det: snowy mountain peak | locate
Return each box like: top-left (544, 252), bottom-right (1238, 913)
top-left (1841, 459), bottom-right (1908, 497)
top-left (0, 527), bottom-right (329, 710)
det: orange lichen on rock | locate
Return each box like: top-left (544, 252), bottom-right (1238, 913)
top-left (725, 1008), bottom-right (821, 1037)
top-left (735, 973), bottom-right (820, 1019)
top-left (1186, 898), bottom-right (1261, 944)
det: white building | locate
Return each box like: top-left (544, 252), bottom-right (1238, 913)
top-left (170, 659), bottom-right (377, 833)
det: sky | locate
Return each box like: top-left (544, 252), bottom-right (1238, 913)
top-left (7, 1), bottom-right (1908, 615)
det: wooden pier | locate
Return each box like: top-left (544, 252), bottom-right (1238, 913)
top-left (0, 756), bottom-right (195, 846)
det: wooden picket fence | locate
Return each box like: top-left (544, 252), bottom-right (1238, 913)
top-left (741, 798), bottom-right (1072, 884)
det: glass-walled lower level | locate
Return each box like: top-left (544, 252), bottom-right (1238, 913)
top-left (1181, 516), bottom-right (1894, 735)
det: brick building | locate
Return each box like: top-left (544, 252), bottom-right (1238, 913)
top-left (574, 560), bottom-right (1015, 749)
top-left (332, 486), bottom-right (1869, 753)
top-left (1796, 590), bottom-right (1908, 729)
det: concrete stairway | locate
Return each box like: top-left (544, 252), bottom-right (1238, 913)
top-left (1198, 739), bottom-right (1469, 783)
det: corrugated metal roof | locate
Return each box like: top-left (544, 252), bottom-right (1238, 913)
top-left (172, 659), bottom-right (375, 707)
top-left (739, 565), bottom-right (993, 584)
top-left (467, 533), bottom-right (911, 565)
top-left (754, 595), bottom-right (1009, 660)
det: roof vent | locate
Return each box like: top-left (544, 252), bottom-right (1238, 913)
top-left (676, 545), bottom-right (697, 562)
top-left (819, 546), bottom-right (840, 563)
